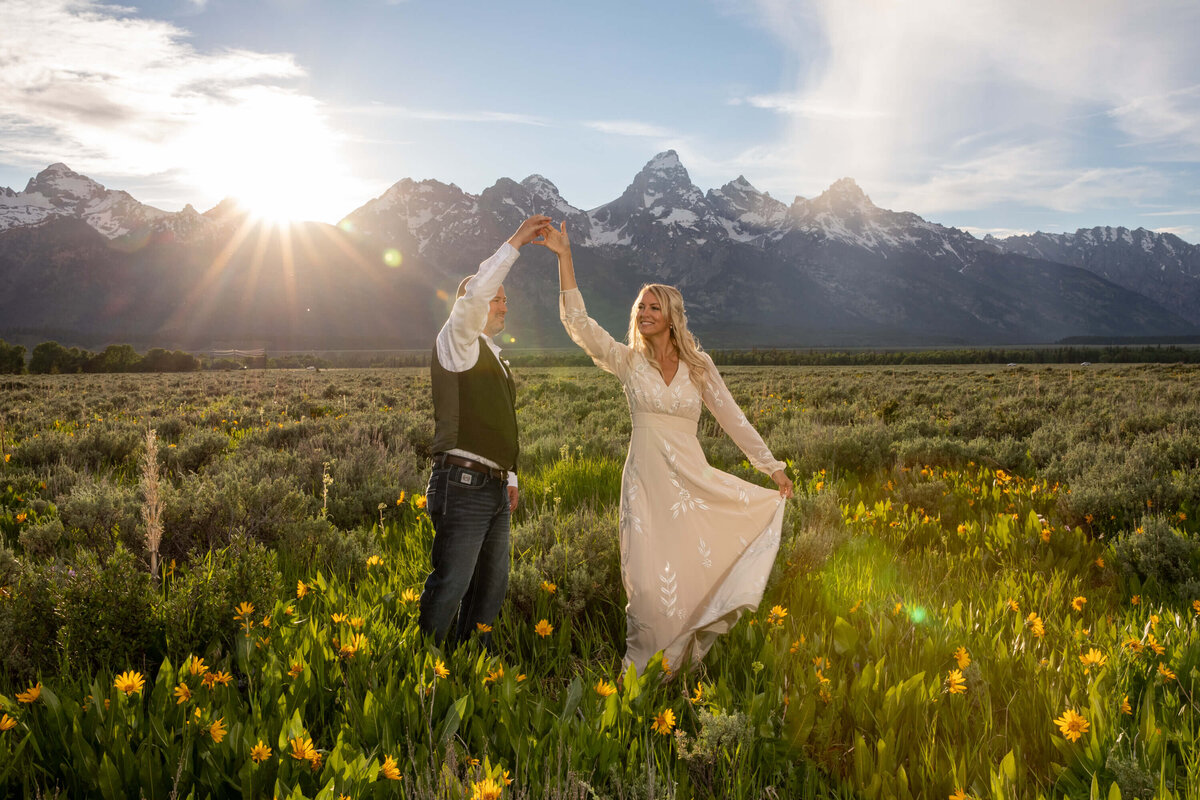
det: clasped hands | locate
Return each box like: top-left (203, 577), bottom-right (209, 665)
top-left (507, 214), bottom-right (570, 256)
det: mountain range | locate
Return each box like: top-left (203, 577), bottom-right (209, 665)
top-left (1, 155), bottom-right (1197, 351)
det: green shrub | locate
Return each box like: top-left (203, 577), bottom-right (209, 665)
top-left (58, 478), bottom-right (141, 556)
top-left (157, 534), bottom-right (281, 661)
top-left (0, 548), bottom-right (61, 683)
top-left (18, 517), bottom-right (65, 558)
top-left (57, 544), bottom-right (158, 671)
top-left (1112, 516), bottom-right (1200, 604)
top-left (160, 464), bottom-right (311, 559)
top-left (276, 517), bottom-right (375, 583)
top-left (162, 429), bottom-right (228, 474)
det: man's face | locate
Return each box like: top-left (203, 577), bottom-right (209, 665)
top-left (483, 285), bottom-right (507, 336)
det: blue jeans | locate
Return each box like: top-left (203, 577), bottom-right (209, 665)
top-left (418, 464), bottom-right (511, 646)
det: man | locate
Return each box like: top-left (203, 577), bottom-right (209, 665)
top-left (419, 214), bottom-right (551, 646)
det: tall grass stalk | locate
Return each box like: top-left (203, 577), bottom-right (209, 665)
top-left (140, 427), bottom-right (163, 581)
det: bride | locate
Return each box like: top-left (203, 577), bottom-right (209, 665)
top-left (536, 222), bottom-right (793, 674)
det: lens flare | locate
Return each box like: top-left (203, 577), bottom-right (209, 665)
top-left (908, 606), bottom-right (928, 624)
top-left (382, 249), bottom-right (402, 268)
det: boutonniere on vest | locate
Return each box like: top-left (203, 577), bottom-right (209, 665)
top-left (502, 359), bottom-right (511, 368)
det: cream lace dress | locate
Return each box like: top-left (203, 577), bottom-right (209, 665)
top-left (560, 288), bottom-right (787, 672)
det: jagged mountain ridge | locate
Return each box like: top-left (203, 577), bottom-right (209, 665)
top-left (339, 151), bottom-right (1195, 346)
top-left (0, 154), bottom-right (1196, 349)
top-left (987, 227), bottom-right (1200, 326)
top-left (0, 163), bottom-right (227, 243)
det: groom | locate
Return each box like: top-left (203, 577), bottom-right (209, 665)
top-left (418, 214), bottom-right (551, 645)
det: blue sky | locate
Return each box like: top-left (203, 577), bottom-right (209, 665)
top-left (1, 0), bottom-right (1198, 241)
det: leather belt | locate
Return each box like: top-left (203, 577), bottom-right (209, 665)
top-left (433, 453), bottom-right (508, 481)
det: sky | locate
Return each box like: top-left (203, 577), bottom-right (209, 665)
top-left (1, 0), bottom-right (1199, 242)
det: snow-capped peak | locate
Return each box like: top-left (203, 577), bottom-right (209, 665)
top-left (0, 163), bottom-right (222, 241)
top-left (645, 150), bottom-right (683, 173)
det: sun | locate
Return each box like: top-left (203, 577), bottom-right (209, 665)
top-left (180, 87), bottom-right (364, 223)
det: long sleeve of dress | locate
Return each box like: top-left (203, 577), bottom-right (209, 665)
top-left (700, 354), bottom-right (786, 476)
top-left (559, 287), bottom-right (632, 382)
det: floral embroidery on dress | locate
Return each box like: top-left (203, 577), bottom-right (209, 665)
top-left (659, 562), bottom-right (678, 618)
top-left (698, 537), bottom-right (713, 569)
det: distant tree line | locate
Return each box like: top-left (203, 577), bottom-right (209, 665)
top-left (704, 345), bottom-right (1200, 366)
top-left (2, 338), bottom-right (1197, 375)
top-left (0, 340), bottom-right (200, 374)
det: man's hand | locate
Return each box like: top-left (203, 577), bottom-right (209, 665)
top-left (507, 215), bottom-right (552, 249)
top-left (507, 485), bottom-right (519, 513)
top-left (533, 220), bottom-right (571, 256)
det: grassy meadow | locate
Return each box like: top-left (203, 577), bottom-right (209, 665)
top-left (1, 363), bottom-right (1199, 799)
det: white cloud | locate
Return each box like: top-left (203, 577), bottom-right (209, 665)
top-left (583, 120), bottom-right (678, 139)
top-left (741, 0), bottom-right (1200, 217)
top-left (0, 0), bottom-right (370, 221)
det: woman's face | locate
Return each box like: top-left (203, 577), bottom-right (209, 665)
top-left (635, 289), bottom-right (670, 339)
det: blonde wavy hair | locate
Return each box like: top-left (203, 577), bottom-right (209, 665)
top-left (626, 283), bottom-right (710, 395)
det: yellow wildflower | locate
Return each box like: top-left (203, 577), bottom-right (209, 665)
top-left (1007, 598), bottom-right (1020, 613)
top-left (0, 713), bottom-right (16, 732)
top-left (766, 605), bottom-right (788, 626)
top-left (350, 616), bottom-right (364, 629)
top-left (476, 622), bottom-right (493, 633)
top-left (380, 755), bottom-right (402, 780)
top-left (290, 737), bottom-right (316, 761)
top-left (288, 662), bottom-right (304, 678)
top-left (1193, 599), bottom-right (1200, 616)
top-left (690, 682), bottom-right (705, 704)
top-left (945, 669), bottom-right (967, 695)
top-left (250, 740), bottom-right (272, 762)
top-left (651, 708), bottom-right (676, 735)
top-left (397, 490), bottom-right (406, 505)
top-left (1131, 595), bottom-right (1140, 606)
top-left (1079, 648), bottom-right (1107, 673)
top-left (949, 790), bottom-right (969, 800)
top-left (594, 680), bottom-right (617, 698)
top-left (433, 659), bottom-right (449, 679)
top-left (114, 671), bottom-right (145, 696)
top-left (1146, 634), bottom-right (1165, 656)
top-left (366, 554), bottom-right (384, 566)
top-left (953, 647), bottom-right (970, 670)
top-left (401, 588), bottom-right (420, 604)
top-left (1123, 638), bottom-right (1145, 654)
top-left (415, 494), bottom-right (427, 509)
top-left (1120, 695), bottom-right (1133, 715)
top-left (339, 632), bottom-right (367, 659)
top-left (331, 612), bottom-right (349, 624)
top-left (173, 683), bottom-right (191, 705)
top-left (233, 601), bottom-right (255, 620)
top-left (470, 778), bottom-right (503, 800)
top-left (1053, 708), bottom-right (1089, 742)
top-left (1026, 612), bottom-right (1045, 638)
top-left (540, 580), bottom-right (557, 594)
top-left (1094, 557), bottom-right (1105, 569)
top-left (893, 601), bottom-right (903, 616)
top-left (484, 665), bottom-right (505, 685)
top-left (208, 717), bottom-right (227, 744)
top-left (16, 682), bottom-right (42, 704)
top-left (297, 580), bottom-right (309, 599)
top-left (1158, 663), bottom-right (1177, 681)
top-left (534, 619), bottom-right (553, 638)
top-left (1071, 596), bottom-right (1086, 612)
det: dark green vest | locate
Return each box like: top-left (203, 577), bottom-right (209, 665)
top-left (431, 337), bottom-right (518, 470)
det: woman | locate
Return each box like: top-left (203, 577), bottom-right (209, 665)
top-left (537, 222), bottom-right (793, 674)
